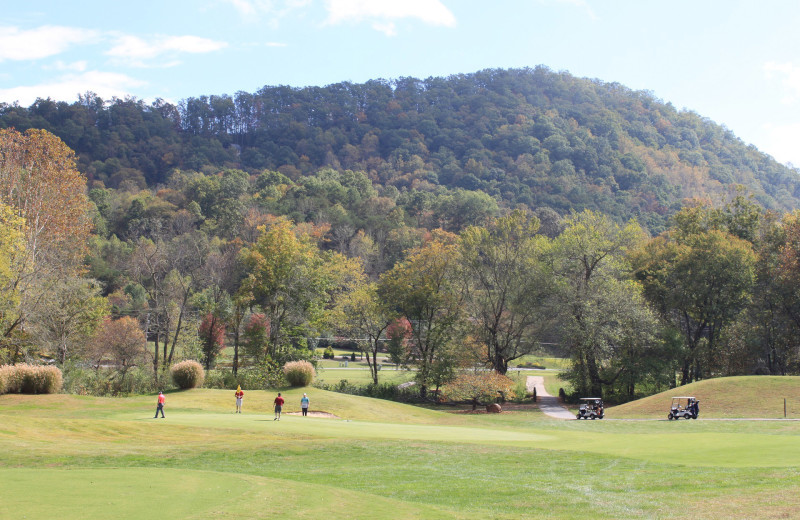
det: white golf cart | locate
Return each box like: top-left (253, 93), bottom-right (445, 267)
top-left (576, 397), bottom-right (604, 420)
top-left (668, 396), bottom-right (699, 420)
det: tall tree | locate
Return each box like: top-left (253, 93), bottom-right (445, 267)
top-left (632, 228), bottom-right (757, 384)
top-left (0, 129), bottom-right (92, 341)
top-left (458, 209), bottom-right (554, 373)
top-left (378, 230), bottom-right (462, 398)
top-left (552, 210), bottom-right (656, 397)
top-left (333, 274), bottom-right (396, 384)
top-left (242, 217), bottom-right (358, 357)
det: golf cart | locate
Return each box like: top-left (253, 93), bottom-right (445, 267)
top-left (576, 398), bottom-right (604, 420)
top-left (668, 396), bottom-right (699, 420)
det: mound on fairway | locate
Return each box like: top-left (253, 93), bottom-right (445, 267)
top-left (609, 376), bottom-right (800, 419)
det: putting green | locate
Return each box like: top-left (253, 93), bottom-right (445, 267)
top-left (110, 411), bottom-right (800, 468)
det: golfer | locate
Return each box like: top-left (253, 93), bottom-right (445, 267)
top-left (273, 392), bottom-right (284, 421)
top-left (154, 391), bottom-right (165, 418)
top-left (235, 385), bottom-right (244, 413)
top-left (301, 393), bottom-right (310, 416)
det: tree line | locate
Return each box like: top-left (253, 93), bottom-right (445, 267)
top-left (2, 128), bottom-right (800, 402)
top-left (2, 67), bottom-right (799, 238)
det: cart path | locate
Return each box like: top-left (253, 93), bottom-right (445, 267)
top-left (526, 376), bottom-right (575, 420)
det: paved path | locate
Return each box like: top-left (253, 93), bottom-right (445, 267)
top-left (526, 376), bottom-right (575, 420)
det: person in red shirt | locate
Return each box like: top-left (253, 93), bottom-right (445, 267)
top-left (235, 385), bottom-right (244, 413)
top-left (154, 391), bottom-right (165, 418)
top-left (273, 392), bottom-right (284, 421)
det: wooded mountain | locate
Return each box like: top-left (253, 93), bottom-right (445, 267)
top-left (2, 66), bottom-right (798, 233)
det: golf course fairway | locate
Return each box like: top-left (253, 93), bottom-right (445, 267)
top-left (2, 385), bottom-right (800, 519)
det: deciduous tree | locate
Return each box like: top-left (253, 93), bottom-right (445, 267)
top-left (0, 129), bottom-right (92, 341)
top-left (552, 210), bottom-right (657, 397)
top-left (242, 217), bottom-right (359, 357)
top-left (632, 227), bottom-right (757, 384)
top-left (378, 230), bottom-right (462, 398)
top-left (458, 209), bottom-right (555, 373)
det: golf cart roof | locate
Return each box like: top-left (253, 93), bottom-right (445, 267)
top-left (671, 396), bottom-right (695, 399)
top-left (580, 397), bottom-right (603, 400)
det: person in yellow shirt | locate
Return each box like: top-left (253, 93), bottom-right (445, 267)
top-left (235, 385), bottom-right (244, 413)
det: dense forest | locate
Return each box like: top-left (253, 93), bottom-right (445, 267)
top-left (2, 67), bottom-right (800, 403)
top-left (2, 66), bottom-right (799, 235)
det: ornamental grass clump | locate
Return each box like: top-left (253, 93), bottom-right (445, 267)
top-left (171, 360), bottom-right (205, 389)
top-left (0, 364), bottom-right (62, 395)
top-left (283, 360), bottom-right (315, 387)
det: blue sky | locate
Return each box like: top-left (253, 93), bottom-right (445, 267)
top-left (3, 0), bottom-right (800, 165)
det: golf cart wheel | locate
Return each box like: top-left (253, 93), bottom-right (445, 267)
top-left (576, 414), bottom-right (581, 420)
top-left (691, 415), bottom-right (697, 420)
top-left (668, 413), bottom-right (673, 420)
top-left (684, 414), bottom-right (691, 419)
top-left (590, 415), bottom-right (596, 420)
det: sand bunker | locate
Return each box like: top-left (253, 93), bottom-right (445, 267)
top-left (284, 410), bottom-right (340, 418)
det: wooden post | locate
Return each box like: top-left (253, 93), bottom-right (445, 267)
top-left (784, 398), bottom-right (787, 418)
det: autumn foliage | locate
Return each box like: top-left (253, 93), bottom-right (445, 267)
top-left (89, 316), bottom-right (147, 370)
top-left (0, 128), bottom-right (91, 270)
top-left (199, 313), bottom-right (226, 369)
top-left (442, 372), bottom-right (516, 409)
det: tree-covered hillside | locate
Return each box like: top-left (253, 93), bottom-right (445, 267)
top-left (2, 66), bottom-right (798, 233)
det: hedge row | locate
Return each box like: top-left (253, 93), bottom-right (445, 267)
top-left (0, 364), bottom-right (63, 395)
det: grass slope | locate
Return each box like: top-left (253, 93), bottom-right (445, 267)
top-left (609, 376), bottom-right (800, 419)
top-left (2, 386), bottom-right (800, 519)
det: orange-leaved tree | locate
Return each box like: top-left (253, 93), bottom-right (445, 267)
top-left (442, 372), bottom-right (517, 410)
top-left (0, 128), bottom-right (92, 359)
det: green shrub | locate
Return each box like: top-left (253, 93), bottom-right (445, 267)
top-left (313, 379), bottom-right (422, 403)
top-left (171, 360), bottom-right (205, 389)
top-left (204, 362), bottom-right (287, 390)
top-left (62, 365), bottom-right (162, 397)
top-left (283, 360), bottom-right (315, 387)
top-left (0, 364), bottom-right (62, 394)
top-left (323, 346), bottom-right (334, 359)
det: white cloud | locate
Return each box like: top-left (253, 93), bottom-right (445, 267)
top-left (106, 34), bottom-right (228, 67)
top-left (0, 71), bottom-right (146, 106)
top-left (323, 0), bottom-right (456, 34)
top-left (0, 26), bottom-right (98, 61)
top-left (764, 61), bottom-right (800, 104)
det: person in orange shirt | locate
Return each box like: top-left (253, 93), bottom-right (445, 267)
top-left (273, 392), bottom-right (284, 421)
top-left (235, 385), bottom-right (244, 413)
top-left (154, 391), bottom-right (165, 418)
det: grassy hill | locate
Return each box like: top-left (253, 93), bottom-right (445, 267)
top-left (3, 388), bottom-right (800, 518)
top-left (609, 376), bottom-right (800, 419)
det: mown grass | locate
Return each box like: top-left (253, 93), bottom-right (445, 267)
top-left (314, 365), bottom-right (414, 385)
top-left (2, 379), bottom-right (800, 519)
top-left (610, 376), bottom-right (800, 419)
